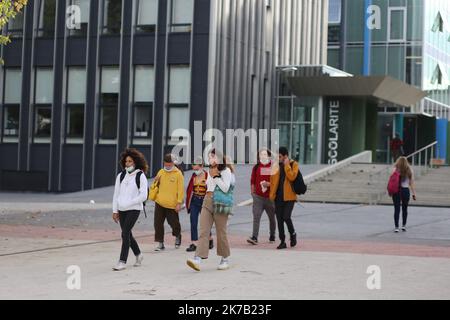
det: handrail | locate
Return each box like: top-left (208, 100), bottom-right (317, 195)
top-left (406, 141), bottom-right (437, 160)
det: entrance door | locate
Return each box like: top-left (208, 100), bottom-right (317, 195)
top-left (376, 114), bottom-right (394, 163)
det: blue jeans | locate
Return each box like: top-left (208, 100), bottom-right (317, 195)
top-left (392, 188), bottom-right (410, 228)
top-left (190, 195), bottom-right (204, 241)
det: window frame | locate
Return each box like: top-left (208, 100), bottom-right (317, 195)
top-left (387, 7), bottom-right (407, 43)
top-left (166, 103), bottom-right (189, 143)
top-left (102, 0), bottom-right (123, 35)
top-left (33, 104), bottom-right (52, 142)
top-left (7, 11), bottom-right (25, 37)
top-left (35, 0), bottom-right (57, 38)
top-left (132, 65), bottom-right (154, 144)
top-left (98, 66), bottom-right (120, 143)
top-left (134, 0), bottom-right (158, 34)
top-left (1, 104), bottom-right (20, 142)
top-left (169, 0), bottom-right (194, 33)
top-left (67, 0), bottom-right (90, 37)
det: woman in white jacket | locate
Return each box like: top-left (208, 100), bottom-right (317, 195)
top-left (112, 148), bottom-right (149, 271)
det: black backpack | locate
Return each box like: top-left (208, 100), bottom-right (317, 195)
top-left (290, 162), bottom-right (307, 195)
top-left (119, 170), bottom-right (149, 218)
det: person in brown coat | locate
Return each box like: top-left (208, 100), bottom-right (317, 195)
top-left (270, 147), bottom-right (299, 249)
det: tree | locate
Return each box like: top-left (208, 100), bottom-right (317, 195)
top-left (0, 0), bottom-right (28, 63)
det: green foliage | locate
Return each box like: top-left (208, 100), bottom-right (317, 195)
top-left (0, 0), bottom-right (28, 63)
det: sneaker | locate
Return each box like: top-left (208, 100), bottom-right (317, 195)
top-left (247, 236), bottom-right (258, 245)
top-left (175, 235), bottom-right (182, 249)
top-left (277, 242), bottom-right (287, 250)
top-left (218, 257), bottom-right (230, 270)
top-left (155, 242), bottom-right (165, 251)
top-left (269, 235), bottom-right (276, 243)
top-left (133, 254), bottom-right (143, 267)
top-left (186, 256), bottom-right (201, 272)
top-left (186, 244), bottom-right (197, 252)
top-left (394, 228), bottom-right (400, 233)
top-left (112, 261), bottom-right (126, 271)
top-left (401, 226), bottom-right (407, 232)
top-left (290, 233), bottom-right (297, 248)
top-left (209, 239), bottom-right (214, 250)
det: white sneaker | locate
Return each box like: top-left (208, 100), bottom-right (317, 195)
top-left (155, 242), bottom-right (165, 252)
top-left (112, 261), bottom-right (126, 271)
top-left (218, 257), bottom-right (230, 270)
top-left (394, 228), bottom-right (400, 233)
top-left (134, 254), bottom-right (144, 267)
top-left (186, 256), bottom-right (201, 271)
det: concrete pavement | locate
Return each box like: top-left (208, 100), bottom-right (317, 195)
top-left (1, 164), bottom-right (450, 299)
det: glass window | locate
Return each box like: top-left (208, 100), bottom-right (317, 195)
top-left (133, 66), bottom-right (153, 142)
top-left (37, 0), bottom-right (56, 37)
top-left (100, 106), bottom-right (117, 139)
top-left (328, 0), bottom-right (341, 24)
top-left (171, 0), bottom-right (193, 32)
top-left (136, 0), bottom-right (158, 32)
top-left (388, 8), bottom-right (406, 42)
top-left (134, 104), bottom-right (152, 138)
top-left (431, 12), bottom-right (444, 33)
top-left (103, 0), bottom-right (122, 34)
top-left (68, 0), bottom-right (90, 36)
top-left (66, 106), bottom-right (84, 138)
top-left (35, 69), bottom-right (54, 104)
top-left (8, 11), bottom-right (24, 36)
top-left (100, 67), bottom-right (119, 140)
top-left (3, 106), bottom-right (20, 137)
top-left (4, 69), bottom-right (22, 104)
top-left (67, 68), bottom-right (87, 104)
top-left (35, 106), bottom-right (52, 137)
top-left (169, 66), bottom-right (190, 103)
top-left (168, 106), bottom-right (189, 138)
top-left (278, 98), bottom-right (291, 122)
top-left (134, 66), bottom-right (154, 102)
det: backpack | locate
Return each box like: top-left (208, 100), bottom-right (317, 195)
top-left (120, 170), bottom-right (149, 218)
top-left (387, 170), bottom-right (401, 197)
top-left (290, 162), bottom-right (307, 195)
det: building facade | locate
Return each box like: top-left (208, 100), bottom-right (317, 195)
top-left (327, 0), bottom-right (450, 163)
top-left (0, 0), bottom-right (329, 192)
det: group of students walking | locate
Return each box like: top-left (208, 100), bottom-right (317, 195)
top-left (111, 146), bottom-right (418, 272)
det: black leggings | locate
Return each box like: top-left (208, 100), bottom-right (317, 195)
top-left (119, 210), bottom-right (141, 263)
top-left (275, 201), bottom-right (296, 242)
top-left (392, 188), bottom-right (410, 228)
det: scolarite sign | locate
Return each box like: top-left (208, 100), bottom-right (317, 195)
top-left (328, 101), bottom-right (340, 165)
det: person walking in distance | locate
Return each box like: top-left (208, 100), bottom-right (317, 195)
top-left (247, 149), bottom-right (276, 245)
top-left (270, 147), bottom-right (299, 250)
top-left (185, 157), bottom-right (214, 252)
top-left (391, 156), bottom-right (417, 233)
top-left (112, 148), bottom-right (149, 271)
top-left (151, 154), bottom-right (184, 251)
top-left (186, 149), bottom-right (235, 271)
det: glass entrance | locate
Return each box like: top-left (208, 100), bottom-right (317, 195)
top-left (376, 114), bottom-right (394, 163)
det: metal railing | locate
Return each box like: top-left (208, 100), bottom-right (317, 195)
top-left (406, 141), bottom-right (438, 178)
top-left (368, 141), bottom-right (438, 204)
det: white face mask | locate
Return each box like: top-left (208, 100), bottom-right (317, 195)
top-left (164, 166), bottom-right (174, 172)
top-left (260, 159), bottom-right (270, 165)
top-left (126, 166), bottom-right (135, 173)
top-left (195, 169), bottom-right (203, 176)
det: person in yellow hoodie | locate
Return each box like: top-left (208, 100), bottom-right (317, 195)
top-left (152, 154), bottom-right (185, 251)
top-left (270, 147), bottom-right (299, 250)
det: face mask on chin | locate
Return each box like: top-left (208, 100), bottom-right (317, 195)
top-left (126, 166), bottom-right (135, 173)
top-left (195, 169), bottom-right (203, 176)
top-left (164, 166), bottom-right (174, 172)
top-left (260, 159), bottom-right (270, 165)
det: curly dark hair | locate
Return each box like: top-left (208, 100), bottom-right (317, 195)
top-left (119, 148), bottom-right (149, 174)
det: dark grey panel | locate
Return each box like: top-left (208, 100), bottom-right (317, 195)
top-left (3, 40), bottom-right (23, 67)
top-left (66, 38), bottom-right (88, 65)
top-left (30, 144), bottom-right (50, 172)
top-left (94, 145), bottom-right (117, 188)
top-left (0, 144), bottom-right (19, 170)
top-left (61, 145), bottom-right (83, 192)
top-left (167, 33), bottom-right (191, 64)
top-left (99, 35), bottom-right (121, 65)
top-left (34, 39), bottom-right (55, 66)
top-left (133, 35), bottom-right (156, 64)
